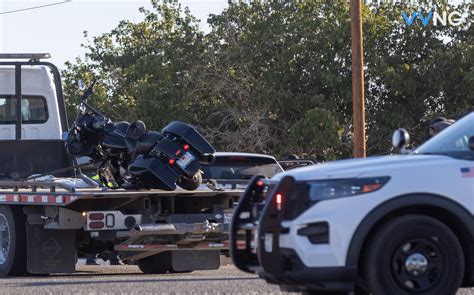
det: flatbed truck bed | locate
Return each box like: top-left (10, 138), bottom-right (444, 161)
top-left (0, 181), bottom-right (243, 205)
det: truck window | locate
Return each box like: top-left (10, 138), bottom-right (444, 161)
top-left (0, 95), bottom-right (48, 124)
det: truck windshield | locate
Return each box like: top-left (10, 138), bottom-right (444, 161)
top-left (413, 112), bottom-right (474, 160)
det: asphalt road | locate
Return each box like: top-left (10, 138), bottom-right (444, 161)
top-left (1, 262), bottom-right (474, 294)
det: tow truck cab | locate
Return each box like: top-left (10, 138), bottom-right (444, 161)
top-left (231, 112), bottom-right (474, 294)
top-left (0, 54), bottom-right (242, 277)
top-left (0, 53), bottom-right (69, 179)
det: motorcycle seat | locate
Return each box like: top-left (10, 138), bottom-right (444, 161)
top-left (126, 131), bottom-right (163, 155)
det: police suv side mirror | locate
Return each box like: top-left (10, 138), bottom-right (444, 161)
top-left (392, 128), bottom-right (410, 149)
top-left (468, 136), bottom-right (474, 151)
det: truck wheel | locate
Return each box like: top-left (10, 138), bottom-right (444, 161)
top-left (0, 206), bottom-right (27, 277)
top-left (363, 215), bottom-right (464, 295)
top-left (177, 172), bottom-right (202, 191)
top-left (137, 252), bottom-right (173, 274)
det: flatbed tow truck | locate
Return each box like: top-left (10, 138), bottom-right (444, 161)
top-left (0, 53), bottom-right (243, 276)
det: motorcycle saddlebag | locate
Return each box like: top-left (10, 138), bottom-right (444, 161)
top-left (128, 155), bottom-right (178, 190)
top-left (162, 121), bottom-right (216, 155)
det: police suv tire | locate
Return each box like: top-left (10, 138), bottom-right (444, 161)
top-left (363, 215), bottom-right (464, 295)
top-left (0, 205), bottom-right (27, 277)
top-left (137, 252), bottom-right (173, 274)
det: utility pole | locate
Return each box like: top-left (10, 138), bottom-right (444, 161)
top-left (350, 0), bottom-right (366, 158)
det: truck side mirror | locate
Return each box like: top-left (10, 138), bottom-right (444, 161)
top-left (469, 136), bottom-right (474, 151)
top-left (392, 128), bottom-right (410, 149)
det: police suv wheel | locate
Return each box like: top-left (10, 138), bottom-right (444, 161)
top-left (363, 215), bottom-right (463, 295)
top-left (0, 206), bottom-right (27, 277)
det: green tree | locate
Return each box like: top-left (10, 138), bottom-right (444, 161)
top-left (62, 0), bottom-right (205, 128)
top-left (62, 0), bottom-right (473, 160)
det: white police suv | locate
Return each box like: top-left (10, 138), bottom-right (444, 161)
top-left (230, 112), bottom-right (474, 295)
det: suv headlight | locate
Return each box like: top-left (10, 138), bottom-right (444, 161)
top-left (308, 176), bottom-right (390, 201)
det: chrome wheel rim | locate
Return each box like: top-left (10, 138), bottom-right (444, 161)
top-left (392, 238), bottom-right (442, 292)
top-left (0, 214), bottom-right (10, 265)
top-left (405, 253), bottom-right (428, 276)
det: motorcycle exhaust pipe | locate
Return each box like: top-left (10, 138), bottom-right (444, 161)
top-left (133, 224), bottom-right (177, 236)
top-left (199, 153), bottom-right (215, 165)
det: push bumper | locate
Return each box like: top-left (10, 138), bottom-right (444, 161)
top-left (230, 175), bottom-right (356, 292)
top-left (258, 248), bottom-right (356, 291)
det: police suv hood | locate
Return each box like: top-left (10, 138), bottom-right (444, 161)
top-left (272, 154), bottom-right (449, 182)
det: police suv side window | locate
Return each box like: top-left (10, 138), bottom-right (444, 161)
top-left (0, 95), bottom-right (49, 124)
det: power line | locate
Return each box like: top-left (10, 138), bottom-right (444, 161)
top-left (0, 0), bottom-right (72, 15)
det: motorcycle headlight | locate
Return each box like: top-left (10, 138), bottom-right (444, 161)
top-left (308, 176), bottom-right (390, 201)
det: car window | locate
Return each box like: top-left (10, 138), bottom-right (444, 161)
top-left (414, 112), bottom-right (474, 160)
top-left (0, 95), bottom-right (48, 124)
top-left (202, 157), bottom-right (283, 179)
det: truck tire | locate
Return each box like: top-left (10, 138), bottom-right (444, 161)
top-left (137, 252), bottom-right (173, 274)
top-left (363, 215), bottom-right (464, 295)
top-left (0, 205), bottom-right (27, 277)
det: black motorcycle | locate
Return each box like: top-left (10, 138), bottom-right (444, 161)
top-left (65, 80), bottom-right (215, 190)
top-left (126, 120), bottom-right (216, 190)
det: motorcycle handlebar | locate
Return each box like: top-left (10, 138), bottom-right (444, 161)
top-left (80, 79), bottom-right (97, 102)
top-left (76, 79), bottom-right (107, 119)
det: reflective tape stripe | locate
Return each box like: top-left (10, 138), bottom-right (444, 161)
top-left (116, 241), bottom-right (233, 251)
top-left (0, 194), bottom-right (77, 205)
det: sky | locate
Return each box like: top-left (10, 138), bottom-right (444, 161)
top-left (0, 0), bottom-right (229, 68)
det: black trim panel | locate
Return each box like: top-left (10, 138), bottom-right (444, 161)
top-left (0, 140), bottom-right (73, 178)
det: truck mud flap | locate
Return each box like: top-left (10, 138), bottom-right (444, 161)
top-left (171, 250), bottom-right (220, 271)
top-left (26, 224), bottom-right (76, 274)
top-left (257, 175), bottom-right (295, 276)
top-left (230, 175), bottom-right (268, 273)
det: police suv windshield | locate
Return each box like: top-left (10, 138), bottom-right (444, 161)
top-left (414, 112), bottom-right (474, 160)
